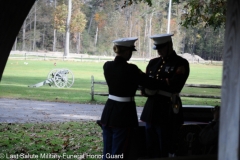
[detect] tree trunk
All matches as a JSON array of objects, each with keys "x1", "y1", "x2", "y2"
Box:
[
  {"x1": 76, "y1": 32, "x2": 81, "y2": 54},
  {"x1": 53, "y1": 0, "x2": 57, "y2": 52},
  {"x1": 62, "y1": 33, "x2": 64, "y2": 48},
  {"x1": 190, "y1": 29, "x2": 196, "y2": 62},
  {"x1": 87, "y1": 13, "x2": 94, "y2": 34},
  {"x1": 94, "y1": 26, "x2": 98, "y2": 46},
  {"x1": 148, "y1": 12, "x2": 153, "y2": 58},
  {"x1": 54, "y1": 0, "x2": 57, "y2": 8},
  {"x1": 53, "y1": 29, "x2": 56, "y2": 51},
  {"x1": 87, "y1": 1, "x2": 99, "y2": 34},
  {"x1": 29, "y1": 14, "x2": 32, "y2": 51},
  {"x1": 33, "y1": 1, "x2": 37, "y2": 51},
  {"x1": 129, "y1": 7, "x2": 132, "y2": 37},
  {"x1": 138, "y1": 24, "x2": 141, "y2": 57},
  {"x1": 14, "y1": 38, "x2": 17, "y2": 51},
  {"x1": 143, "y1": 14, "x2": 148, "y2": 58},
  {"x1": 42, "y1": 32, "x2": 45, "y2": 50},
  {"x1": 219, "y1": 0, "x2": 240, "y2": 159},
  {"x1": 22, "y1": 19, "x2": 26, "y2": 51},
  {"x1": 167, "y1": 0, "x2": 172, "y2": 33},
  {"x1": 64, "y1": 0, "x2": 72, "y2": 57}
]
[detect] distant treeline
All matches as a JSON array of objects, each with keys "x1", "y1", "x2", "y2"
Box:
[{"x1": 13, "y1": 0, "x2": 224, "y2": 61}]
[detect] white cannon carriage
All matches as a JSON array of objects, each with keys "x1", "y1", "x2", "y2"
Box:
[{"x1": 28, "y1": 68, "x2": 74, "y2": 88}]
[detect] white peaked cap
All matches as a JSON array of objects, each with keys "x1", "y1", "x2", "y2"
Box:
[
  {"x1": 113, "y1": 37, "x2": 138, "y2": 47},
  {"x1": 150, "y1": 33, "x2": 173, "y2": 45}
]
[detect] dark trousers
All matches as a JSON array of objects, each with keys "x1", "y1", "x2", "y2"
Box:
[
  {"x1": 102, "y1": 126, "x2": 132, "y2": 160},
  {"x1": 145, "y1": 123, "x2": 169, "y2": 158}
]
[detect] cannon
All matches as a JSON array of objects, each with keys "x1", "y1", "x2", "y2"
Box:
[{"x1": 28, "y1": 69, "x2": 74, "y2": 88}]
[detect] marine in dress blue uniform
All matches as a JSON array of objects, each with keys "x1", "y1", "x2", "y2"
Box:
[
  {"x1": 100, "y1": 37, "x2": 167, "y2": 160},
  {"x1": 140, "y1": 34, "x2": 190, "y2": 158}
]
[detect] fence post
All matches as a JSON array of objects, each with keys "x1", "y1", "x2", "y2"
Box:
[
  {"x1": 91, "y1": 75, "x2": 94, "y2": 101},
  {"x1": 25, "y1": 53, "x2": 27, "y2": 60}
]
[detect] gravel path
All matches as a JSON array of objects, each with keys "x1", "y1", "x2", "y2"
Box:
[{"x1": 0, "y1": 98, "x2": 143, "y2": 123}]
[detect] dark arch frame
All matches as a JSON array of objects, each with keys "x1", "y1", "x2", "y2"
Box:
[{"x1": 0, "y1": 0, "x2": 35, "y2": 80}]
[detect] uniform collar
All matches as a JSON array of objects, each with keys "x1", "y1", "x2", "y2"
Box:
[
  {"x1": 114, "y1": 56, "x2": 127, "y2": 63},
  {"x1": 161, "y1": 50, "x2": 177, "y2": 61}
]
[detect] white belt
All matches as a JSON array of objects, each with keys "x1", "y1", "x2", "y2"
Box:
[{"x1": 108, "y1": 95, "x2": 134, "y2": 102}]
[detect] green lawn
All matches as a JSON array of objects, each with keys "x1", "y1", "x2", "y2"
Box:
[
  {"x1": 0, "y1": 59, "x2": 222, "y2": 106},
  {"x1": 0, "y1": 59, "x2": 223, "y2": 159}
]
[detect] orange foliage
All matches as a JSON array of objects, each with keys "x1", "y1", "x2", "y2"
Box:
[{"x1": 94, "y1": 13, "x2": 106, "y2": 29}]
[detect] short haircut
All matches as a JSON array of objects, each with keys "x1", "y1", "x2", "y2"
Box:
[{"x1": 113, "y1": 45, "x2": 131, "y2": 54}]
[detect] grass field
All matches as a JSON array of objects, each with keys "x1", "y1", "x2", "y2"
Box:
[
  {"x1": 0, "y1": 121, "x2": 102, "y2": 160},
  {"x1": 0, "y1": 59, "x2": 222, "y2": 159},
  {"x1": 0, "y1": 59, "x2": 222, "y2": 106}
]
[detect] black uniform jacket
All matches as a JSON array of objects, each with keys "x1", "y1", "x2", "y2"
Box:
[
  {"x1": 100, "y1": 56, "x2": 166, "y2": 127},
  {"x1": 140, "y1": 51, "x2": 190, "y2": 126}
]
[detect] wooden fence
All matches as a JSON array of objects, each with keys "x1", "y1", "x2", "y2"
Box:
[
  {"x1": 9, "y1": 51, "x2": 149, "y2": 63},
  {"x1": 90, "y1": 75, "x2": 221, "y2": 101},
  {"x1": 9, "y1": 51, "x2": 223, "y2": 65}
]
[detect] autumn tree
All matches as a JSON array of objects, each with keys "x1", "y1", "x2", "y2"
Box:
[
  {"x1": 53, "y1": 0, "x2": 87, "y2": 56},
  {"x1": 71, "y1": 0, "x2": 87, "y2": 54},
  {"x1": 180, "y1": 0, "x2": 227, "y2": 29},
  {"x1": 53, "y1": 3, "x2": 68, "y2": 33},
  {"x1": 94, "y1": 12, "x2": 106, "y2": 46},
  {"x1": 120, "y1": 0, "x2": 227, "y2": 29},
  {"x1": 64, "y1": 0, "x2": 72, "y2": 57},
  {"x1": 53, "y1": 3, "x2": 67, "y2": 52},
  {"x1": 14, "y1": 0, "x2": 225, "y2": 60}
]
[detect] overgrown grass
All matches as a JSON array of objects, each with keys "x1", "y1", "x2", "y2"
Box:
[
  {"x1": 0, "y1": 121, "x2": 103, "y2": 160},
  {"x1": 0, "y1": 59, "x2": 222, "y2": 106}
]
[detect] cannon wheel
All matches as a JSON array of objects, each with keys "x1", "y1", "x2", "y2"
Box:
[
  {"x1": 53, "y1": 69, "x2": 74, "y2": 88},
  {"x1": 47, "y1": 69, "x2": 59, "y2": 87}
]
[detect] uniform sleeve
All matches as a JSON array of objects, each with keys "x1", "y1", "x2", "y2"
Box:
[
  {"x1": 103, "y1": 62, "x2": 108, "y2": 83},
  {"x1": 167, "y1": 59, "x2": 190, "y2": 93},
  {"x1": 132, "y1": 64, "x2": 168, "y2": 90}
]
